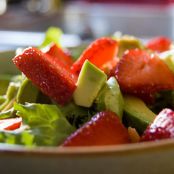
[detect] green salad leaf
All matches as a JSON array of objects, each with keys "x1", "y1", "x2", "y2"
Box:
[
  {"x1": 40, "y1": 27, "x2": 63, "y2": 48},
  {"x1": 59, "y1": 102, "x2": 92, "y2": 129},
  {"x1": 0, "y1": 75, "x2": 23, "y2": 112},
  {"x1": 14, "y1": 103, "x2": 75, "y2": 146},
  {"x1": 0, "y1": 108, "x2": 16, "y2": 119},
  {"x1": 0, "y1": 82, "x2": 20, "y2": 111},
  {"x1": 0, "y1": 131, "x2": 34, "y2": 146}
]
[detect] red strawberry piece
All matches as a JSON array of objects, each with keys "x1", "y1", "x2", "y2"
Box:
[
  {"x1": 62, "y1": 111, "x2": 130, "y2": 146},
  {"x1": 100, "y1": 57, "x2": 119, "y2": 77},
  {"x1": 146, "y1": 36, "x2": 172, "y2": 53},
  {"x1": 106, "y1": 57, "x2": 120, "y2": 77},
  {"x1": 115, "y1": 49, "x2": 174, "y2": 103},
  {"x1": 71, "y1": 37, "x2": 118, "y2": 74},
  {"x1": 45, "y1": 43, "x2": 73, "y2": 67},
  {"x1": 0, "y1": 117, "x2": 22, "y2": 131},
  {"x1": 141, "y1": 109, "x2": 174, "y2": 141},
  {"x1": 13, "y1": 47, "x2": 77, "y2": 105}
]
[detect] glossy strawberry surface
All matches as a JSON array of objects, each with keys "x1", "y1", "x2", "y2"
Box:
[
  {"x1": 71, "y1": 37, "x2": 118, "y2": 74},
  {"x1": 13, "y1": 47, "x2": 77, "y2": 105},
  {"x1": 115, "y1": 49, "x2": 174, "y2": 103},
  {"x1": 45, "y1": 43, "x2": 73, "y2": 67},
  {"x1": 142, "y1": 109, "x2": 174, "y2": 141},
  {"x1": 146, "y1": 36, "x2": 172, "y2": 53},
  {"x1": 63, "y1": 111, "x2": 130, "y2": 146}
]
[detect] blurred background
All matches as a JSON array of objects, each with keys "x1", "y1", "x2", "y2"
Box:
[{"x1": 0, "y1": 0, "x2": 174, "y2": 50}]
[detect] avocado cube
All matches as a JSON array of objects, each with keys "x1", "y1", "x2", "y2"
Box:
[
  {"x1": 73, "y1": 60, "x2": 107, "y2": 107},
  {"x1": 95, "y1": 77, "x2": 124, "y2": 119},
  {"x1": 123, "y1": 95, "x2": 156, "y2": 134}
]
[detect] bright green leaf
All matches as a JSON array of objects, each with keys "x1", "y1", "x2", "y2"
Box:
[{"x1": 14, "y1": 103, "x2": 75, "y2": 146}]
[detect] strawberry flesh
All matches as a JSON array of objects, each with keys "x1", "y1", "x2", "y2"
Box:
[
  {"x1": 62, "y1": 111, "x2": 130, "y2": 146},
  {"x1": 115, "y1": 49, "x2": 174, "y2": 103},
  {"x1": 71, "y1": 37, "x2": 118, "y2": 75},
  {"x1": 0, "y1": 117, "x2": 22, "y2": 131},
  {"x1": 45, "y1": 43, "x2": 73, "y2": 67},
  {"x1": 13, "y1": 47, "x2": 77, "y2": 105},
  {"x1": 141, "y1": 109, "x2": 174, "y2": 141}
]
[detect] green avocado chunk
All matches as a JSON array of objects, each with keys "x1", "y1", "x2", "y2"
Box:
[
  {"x1": 159, "y1": 50, "x2": 174, "y2": 73},
  {"x1": 73, "y1": 60, "x2": 107, "y2": 107},
  {"x1": 123, "y1": 95, "x2": 156, "y2": 134},
  {"x1": 17, "y1": 78, "x2": 39, "y2": 104},
  {"x1": 116, "y1": 35, "x2": 143, "y2": 58},
  {"x1": 95, "y1": 77, "x2": 124, "y2": 119}
]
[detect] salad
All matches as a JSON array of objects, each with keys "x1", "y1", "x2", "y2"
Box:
[{"x1": 0, "y1": 27, "x2": 174, "y2": 147}]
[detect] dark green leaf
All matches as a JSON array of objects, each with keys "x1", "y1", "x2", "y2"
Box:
[{"x1": 59, "y1": 102, "x2": 92, "y2": 129}]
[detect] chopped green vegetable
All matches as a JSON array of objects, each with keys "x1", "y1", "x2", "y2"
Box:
[
  {"x1": 73, "y1": 60, "x2": 107, "y2": 107},
  {"x1": 59, "y1": 102, "x2": 92, "y2": 129},
  {"x1": 14, "y1": 103, "x2": 75, "y2": 146},
  {"x1": 159, "y1": 50, "x2": 174, "y2": 73},
  {"x1": 40, "y1": 27, "x2": 63, "y2": 48},
  {"x1": 0, "y1": 108, "x2": 15, "y2": 119},
  {"x1": 0, "y1": 82, "x2": 20, "y2": 111},
  {"x1": 0, "y1": 131, "x2": 34, "y2": 146},
  {"x1": 113, "y1": 33, "x2": 143, "y2": 58},
  {"x1": 95, "y1": 77, "x2": 124, "y2": 119},
  {"x1": 123, "y1": 95, "x2": 156, "y2": 134}
]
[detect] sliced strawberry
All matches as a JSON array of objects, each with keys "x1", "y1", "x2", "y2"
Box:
[
  {"x1": 71, "y1": 37, "x2": 118, "y2": 74},
  {"x1": 101, "y1": 57, "x2": 119, "y2": 77},
  {"x1": 13, "y1": 47, "x2": 77, "y2": 105},
  {"x1": 115, "y1": 49, "x2": 174, "y2": 103},
  {"x1": 146, "y1": 36, "x2": 172, "y2": 53},
  {"x1": 141, "y1": 109, "x2": 174, "y2": 141},
  {"x1": 0, "y1": 117, "x2": 22, "y2": 131},
  {"x1": 108, "y1": 57, "x2": 120, "y2": 77},
  {"x1": 62, "y1": 111, "x2": 130, "y2": 146},
  {"x1": 45, "y1": 43, "x2": 73, "y2": 67}
]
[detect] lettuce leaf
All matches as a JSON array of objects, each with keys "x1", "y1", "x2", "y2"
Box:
[
  {"x1": 0, "y1": 75, "x2": 23, "y2": 112},
  {"x1": 59, "y1": 102, "x2": 92, "y2": 129},
  {"x1": 40, "y1": 27, "x2": 63, "y2": 48},
  {"x1": 0, "y1": 108, "x2": 16, "y2": 119},
  {"x1": 0, "y1": 131, "x2": 34, "y2": 146},
  {"x1": 14, "y1": 103, "x2": 75, "y2": 146}
]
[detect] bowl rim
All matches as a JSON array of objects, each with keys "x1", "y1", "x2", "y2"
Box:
[{"x1": 0, "y1": 138, "x2": 174, "y2": 158}]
